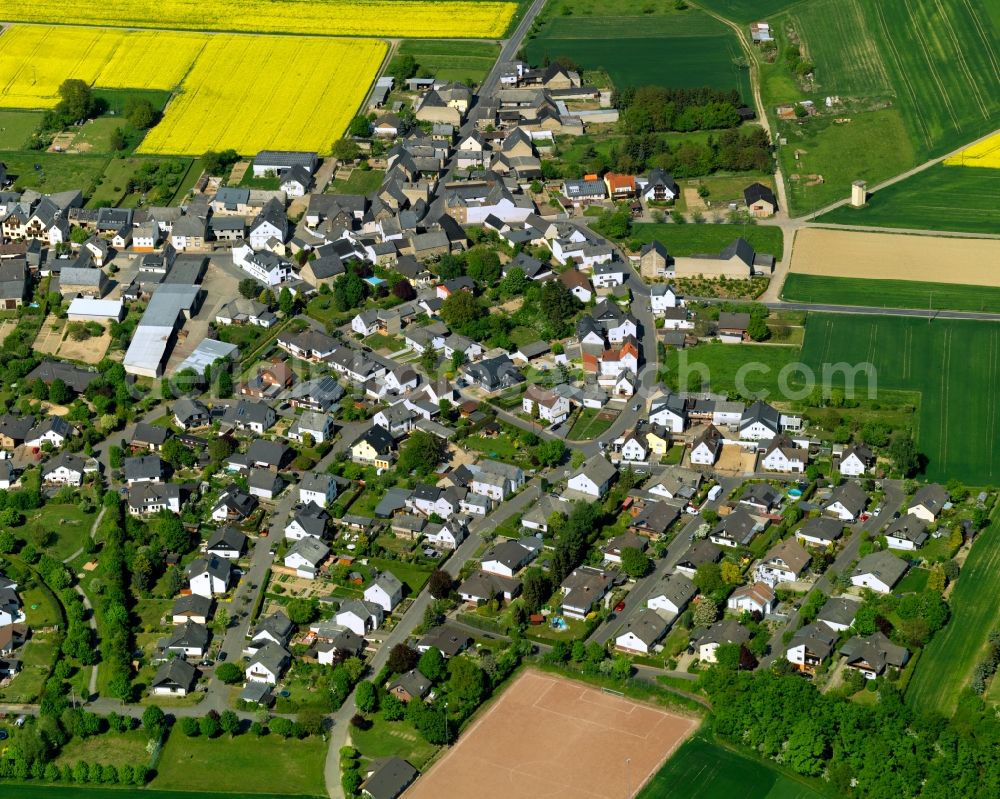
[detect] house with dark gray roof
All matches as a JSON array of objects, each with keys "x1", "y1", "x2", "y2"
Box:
[
  {"x1": 150, "y1": 658, "x2": 198, "y2": 696},
  {"x1": 615, "y1": 608, "x2": 670, "y2": 654},
  {"x1": 840, "y1": 632, "x2": 909, "y2": 679},
  {"x1": 360, "y1": 757, "x2": 418, "y2": 799}
]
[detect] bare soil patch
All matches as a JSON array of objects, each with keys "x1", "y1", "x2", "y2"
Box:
[
  {"x1": 59, "y1": 330, "x2": 111, "y2": 364},
  {"x1": 405, "y1": 669, "x2": 698, "y2": 799},
  {"x1": 32, "y1": 317, "x2": 64, "y2": 356},
  {"x1": 792, "y1": 228, "x2": 1000, "y2": 286}
]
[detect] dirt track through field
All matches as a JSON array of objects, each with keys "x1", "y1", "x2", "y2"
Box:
[
  {"x1": 404, "y1": 670, "x2": 698, "y2": 799},
  {"x1": 790, "y1": 228, "x2": 1000, "y2": 286}
]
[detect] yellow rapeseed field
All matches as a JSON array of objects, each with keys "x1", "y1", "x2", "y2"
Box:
[
  {"x1": 137, "y1": 35, "x2": 386, "y2": 156},
  {"x1": 0, "y1": 25, "x2": 207, "y2": 107},
  {"x1": 943, "y1": 132, "x2": 1000, "y2": 169},
  {"x1": 1, "y1": 0, "x2": 518, "y2": 38}
]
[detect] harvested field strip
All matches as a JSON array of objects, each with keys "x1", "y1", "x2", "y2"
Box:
[{"x1": 789, "y1": 229, "x2": 1000, "y2": 288}]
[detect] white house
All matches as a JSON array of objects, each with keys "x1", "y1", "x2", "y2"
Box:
[
  {"x1": 335, "y1": 599, "x2": 384, "y2": 636},
  {"x1": 565, "y1": 455, "x2": 618, "y2": 500},
  {"x1": 424, "y1": 520, "x2": 467, "y2": 550},
  {"x1": 884, "y1": 516, "x2": 929, "y2": 551},
  {"x1": 284, "y1": 537, "x2": 330, "y2": 579},
  {"x1": 697, "y1": 620, "x2": 750, "y2": 664},
  {"x1": 649, "y1": 393, "x2": 687, "y2": 434},
  {"x1": 42, "y1": 452, "x2": 86, "y2": 486},
  {"x1": 850, "y1": 551, "x2": 908, "y2": 594},
  {"x1": 840, "y1": 444, "x2": 874, "y2": 477},
  {"x1": 753, "y1": 538, "x2": 810, "y2": 587},
  {"x1": 690, "y1": 425, "x2": 723, "y2": 466},
  {"x1": 187, "y1": 556, "x2": 232, "y2": 598},
  {"x1": 646, "y1": 573, "x2": 697, "y2": 616},
  {"x1": 522, "y1": 385, "x2": 570, "y2": 425},
  {"x1": 299, "y1": 472, "x2": 338, "y2": 508},
  {"x1": 363, "y1": 572, "x2": 404, "y2": 613},
  {"x1": 591, "y1": 262, "x2": 626, "y2": 288},
  {"x1": 245, "y1": 642, "x2": 291, "y2": 685},
  {"x1": 727, "y1": 582, "x2": 776, "y2": 615},
  {"x1": 760, "y1": 435, "x2": 808, "y2": 473},
  {"x1": 615, "y1": 608, "x2": 669, "y2": 654},
  {"x1": 649, "y1": 284, "x2": 681, "y2": 313}
]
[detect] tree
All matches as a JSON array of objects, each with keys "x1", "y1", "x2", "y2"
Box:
[
  {"x1": 418, "y1": 647, "x2": 446, "y2": 682},
  {"x1": 692, "y1": 597, "x2": 718, "y2": 627},
  {"x1": 109, "y1": 127, "x2": 127, "y2": 152},
  {"x1": 427, "y1": 569, "x2": 453, "y2": 599},
  {"x1": 202, "y1": 149, "x2": 239, "y2": 176},
  {"x1": 216, "y1": 662, "x2": 242, "y2": 684},
  {"x1": 238, "y1": 278, "x2": 259, "y2": 299},
  {"x1": 720, "y1": 561, "x2": 742, "y2": 585},
  {"x1": 387, "y1": 644, "x2": 419, "y2": 675},
  {"x1": 381, "y1": 693, "x2": 404, "y2": 721},
  {"x1": 447, "y1": 656, "x2": 488, "y2": 716},
  {"x1": 747, "y1": 316, "x2": 770, "y2": 342},
  {"x1": 620, "y1": 547, "x2": 651, "y2": 578},
  {"x1": 219, "y1": 710, "x2": 240, "y2": 737},
  {"x1": 888, "y1": 433, "x2": 920, "y2": 477},
  {"x1": 180, "y1": 717, "x2": 200, "y2": 737},
  {"x1": 500, "y1": 267, "x2": 527, "y2": 297},
  {"x1": 534, "y1": 438, "x2": 566, "y2": 468},
  {"x1": 286, "y1": 597, "x2": 318, "y2": 625},
  {"x1": 331, "y1": 138, "x2": 361, "y2": 162},
  {"x1": 217, "y1": 368, "x2": 233, "y2": 399},
  {"x1": 355, "y1": 681, "x2": 377, "y2": 713},
  {"x1": 392, "y1": 279, "x2": 416, "y2": 301},
  {"x1": 199, "y1": 713, "x2": 221, "y2": 738},
  {"x1": 48, "y1": 378, "x2": 72, "y2": 405},
  {"x1": 278, "y1": 287, "x2": 295, "y2": 315},
  {"x1": 141, "y1": 705, "x2": 165, "y2": 738},
  {"x1": 57, "y1": 79, "x2": 97, "y2": 121},
  {"x1": 440, "y1": 290, "x2": 480, "y2": 330},
  {"x1": 347, "y1": 115, "x2": 372, "y2": 138},
  {"x1": 397, "y1": 430, "x2": 447, "y2": 476},
  {"x1": 390, "y1": 54, "x2": 418, "y2": 84},
  {"x1": 333, "y1": 270, "x2": 367, "y2": 312},
  {"x1": 125, "y1": 97, "x2": 157, "y2": 129},
  {"x1": 297, "y1": 709, "x2": 325, "y2": 737},
  {"x1": 465, "y1": 247, "x2": 501, "y2": 285},
  {"x1": 520, "y1": 568, "x2": 550, "y2": 615},
  {"x1": 270, "y1": 717, "x2": 294, "y2": 738},
  {"x1": 694, "y1": 562, "x2": 723, "y2": 594}
]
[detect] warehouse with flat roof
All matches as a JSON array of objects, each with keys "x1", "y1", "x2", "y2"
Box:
[{"x1": 123, "y1": 284, "x2": 202, "y2": 378}]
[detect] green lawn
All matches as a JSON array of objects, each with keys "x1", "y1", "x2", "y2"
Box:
[
  {"x1": 0, "y1": 110, "x2": 44, "y2": 150},
  {"x1": 567, "y1": 407, "x2": 614, "y2": 440},
  {"x1": 367, "y1": 557, "x2": 433, "y2": 595},
  {"x1": 0, "y1": 634, "x2": 56, "y2": 703},
  {"x1": 907, "y1": 512, "x2": 1000, "y2": 714},
  {"x1": 392, "y1": 40, "x2": 501, "y2": 85},
  {"x1": 661, "y1": 341, "x2": 801, "y2": 396},
  {"x1": 86, "y1": 156, "x2": 193, "y2": 209},
  {"x1": 781, "y1": 274, "x2": 1000, "y2": 314},
  {"x1": 799, "y1": 314, "x2": 1000, "y2": 484},
  {"x1": 23, "y1": 503, "x2": 97, "y2": 561},
  {"x1": 326, "y1": 168, "x2": 385, "y2": 196},
  {"x1": 152, "y1": 732, "x2": 326, "y2": 796},
  {"x1": 350, "y1": 719, "x2": 440, "y2": 770},
  {"x1": 55, "y1": 729, "x2": 151, "y2": 768},
  {"x1": 365, "y1": 332, "x2": 405, "y2": 352},
  {"x1": 463, "y1": 434, "x2": 532, "y2": 468},
  {"x1": 92, "y1": 88, "x2": 172, "y2": 116},
  {"x1": 895, "y1": 567, "x2": 930, "y2": 594},
  {"x1": 525, "y1": 5, "x2": 751, "y2": 99},
  {"x1": 777, "y1": 109, "x2": 916, "y2": 215},
  {"x1": 814, "y1": 164, "x2": 1000, "y2": 235},
  {"x1": 638, "y1": 732, "x2": 830, "y2": 799},
  {"x1": 1, "y1": 152, "x2": 110, "y2": 194},
  {"x1": 629, "y1": 223, "x2": 784, "y2": 260}
]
